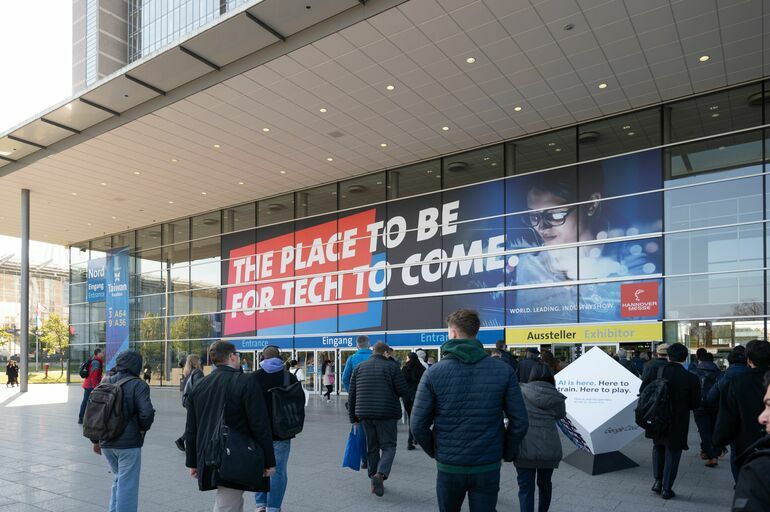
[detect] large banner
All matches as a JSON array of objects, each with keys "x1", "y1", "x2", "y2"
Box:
[
  {"x1": 222, "y1": 150, "x2": 663, "y2": 336},
  {"x1": 105, "y1": 247, "x2": 129, "y2": 370},
  {"x1": 86, "y1": 257, "x2": 106, "y2": 302}
]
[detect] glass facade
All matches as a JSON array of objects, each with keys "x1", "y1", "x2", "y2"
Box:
[{"x1": 69, "y1": 81, "x2": 770, "y2": 382}]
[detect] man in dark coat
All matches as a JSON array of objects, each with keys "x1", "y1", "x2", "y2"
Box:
[
  {"x1": 411, "y1": 309, "x2": 528, "y2": 512},
  {"x1": 691, "y1": 351, "x2": 723, "y2": 467},
  {"x1": 641, "y1": 343, "x2": 668, "y2": 381},
  {"x1": 185, "y1": 340, "x2": 276, "y2": 510},
  {"x1": 495, "y1": 339, "x2": 517, "y2": 371},
  {"x1": 517, "y1": 347, "x2": 540, "y2": 384},
  {"x1": 714, "y1": 339, "x2": 770, "y2": 471},
  {"x1": 732, "y1": 370, "x2": 770, "y2": 511},
  {"x1": 348, "y1": 341, "x2": 411, "y2": 497},
  {"x1": 89, "y1": 350, "x2": 155, "y2": 512},
  {"x1": 639, "y1": 342, "x2": 699, "y2": 500}
]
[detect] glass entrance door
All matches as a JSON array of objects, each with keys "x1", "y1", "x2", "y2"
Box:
[
  {"x1": 338, "y1": 349, "x2": 357, "y2": 394},
  {"x1": 296, "y1": 350, "x2": 316, "y2": 394}
]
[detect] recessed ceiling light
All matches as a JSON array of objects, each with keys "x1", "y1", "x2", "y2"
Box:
[
  {"x1": 319, "y1": 108, "x2": 327, "y2": 113},
  {"x1": 386, "y1": 84, "x2": 395, "y2": 91},
  {"x1": 65, "y1": 103, "x2": 73, "y2": 110},
  {"x1": 548, "y1": 142, "x2": 556, "y2": 146},
  {"x1": 622, "y1": 125, "x2": 631, "y2": 130},
  {"x1": 71, "y1": 192, "x2": 77, "y2": 196},
  {"x1": 628, "y1": 131, "x2": 635, "y2": 136},
  {"x1": 699, "y1": 55, "x2": 710, "y2": 62},
  {"x1": 376, "y1": 181, "x2": 382, "y2": 185},
  {"x1": 709, "y1": 105, "x2": 719, "y2": 110},
  {"x1": 442, "y1": 126, "x2": 449, "y2": 131},
  {"x1": 213, "y1": 144, "x2": 221, "y2": 149},
  {"x1": 238, "y1": 181, "x2": 244, "y2": 185},
  {"x1": 262, "y1": 127, "x2": 270, "y2": 132},
  {"x1": 598, "y1": 83, "x2": 608, "y2": 89},
  {"x1": 327, "y1": 157, "x2": 334, "y2": 161},
  {"x1": 491, "y1": 162, "x2": 497, "y2": 166},
  {"x1": 201, "y1": 192, "x2": 207, "y2": 195},
  {"x1": 711, "y1": 113, "x2": 720, "y2": 118},
  {"x1": 100, "y1": 182, "x2": 107, "y2": 186},
  {"x1": 0, "y1": 151, "x2": 11, "y2": 156},
  {"x1": 465, "y1": 57, "x2": 476, "y2": 64},
  {"x1": 555, "y1": 148, "x2": 562, "y2": 152},
  {"x1": 133, "y1": 171, "x2": 140, "y2": 175},
  {"x1": 111, "y1": 216, "x2": 116, "y2": 220},
  {"x1": 280, "y1": 170, "x2": 286, "y2": 174},
  {"x1": 171, "y1": 158, "x2": 178, "y2": 163},
  {"x1": 483, "y1": 157, "x2": 490, "y2": 161},
  {"x1": 514, "y1": 106, "x2": 522, "y2": 112},
  {"x1": 380, "y1": 143, "x2": 388, "y2": 147},
  {"x1": 87, "y1": 223, "x2": 92, "y2": 226},
  {"x1": 168, "y1": 201, "x2": 174, "y2": 204}
]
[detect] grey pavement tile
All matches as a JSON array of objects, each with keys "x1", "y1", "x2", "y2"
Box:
[{"x1": 0, "y1": 504, "x2": 48, "y2": 512}]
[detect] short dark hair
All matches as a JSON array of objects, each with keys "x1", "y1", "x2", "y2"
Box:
[
  {"x1": 208, "y1": 340, "x2": 236, "y2": 365},
  {"x1": 764, "y1": 369, "x2": 770, "y2": 390},
  {"x1": 356, "y1": 335, "x2": 370, "y2": 348},
  {"x1": 746, "y1": 339, "x2": 770, "y2": 368},
  {"x1": 667, "y1": 343, "x2": 688, "y2": 363},
  {"x1": 696, "y1": 347, "x2": 708, "y2": 361},
  {"x1": 495, "y1": 340, "x2": 506, "y2": 350},
  {"x1": 262, "y1": 345, "x2": 280, "y2": 359},
  {"x1": 289, "y1": 359, "x2": 298, "y2": 367},
  {"x1": 529, "y1": 362, "x2": 555, "y2": 385},
  {"x1": 704, "y1": 352, "x2": 714, "y2": 362},
  {"x1": 728, "y1": 349, "x2": 747, "y2": 366},
  {"x1": 446, "y1": 309, "x2": 480, "y2": 338},
  {"x1": 373, "y1": 341, "x2": 390, "y2": 355},
  {"x1": 94, "y1": 348, "x2": 102, "y2": 356}
]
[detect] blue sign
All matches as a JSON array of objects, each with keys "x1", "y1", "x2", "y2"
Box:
[
  {"x1": 86, "y1": 257, "x2": 106, "y2": 302},
  {"x1": 228, "y1": 338, "x2": 293, "y2": 351},
  {"x1": 387, "y1": 329, "x2": 504, "y2": 348},
  {"x1": 105, "y1": 247, "x2": 130, "y2": 370},
  {"x1": 294, "y1": 334, "x2": 385, "y2": 350}
]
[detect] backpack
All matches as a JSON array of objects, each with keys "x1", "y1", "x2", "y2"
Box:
[
  {"x1": 79, "y1": 358, "x2": 92, "y2": 379},
  {"x1": 82, "y1": 376, "x2": 137, "y2": 442},
  {"x1": 635, "y1": 366, "x2": 672, "y2": 436},
  {"x1": 695, "y1": 368, "x2": 720, "y2": 409},
  {"x1": 269, "y1": 371, "x2": 306, "y2": 440}
]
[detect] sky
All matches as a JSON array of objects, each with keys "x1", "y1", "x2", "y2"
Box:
[
  {"x1": 0, "y1": 1, "x2": 72, "y2": 133},
  {"x1": 0, "y1": 1, "x2": 72, "y2": 267}
]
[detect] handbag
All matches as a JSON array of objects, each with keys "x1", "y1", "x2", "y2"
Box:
[
  {"x1": 342, "y1": 424, "x2": 367, "y2": 471},
  {"x1": 206, "y1": 373, "x2": 266, "y2": 489}
]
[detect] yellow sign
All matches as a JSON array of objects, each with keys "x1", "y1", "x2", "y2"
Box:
[{"x1": 506, "y1": 322, "x2": 662, "y2": 345}]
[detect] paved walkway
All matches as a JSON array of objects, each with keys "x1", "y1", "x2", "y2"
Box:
[{"x1": 0, "y1": 384, "x2": 734, "y2": 511}]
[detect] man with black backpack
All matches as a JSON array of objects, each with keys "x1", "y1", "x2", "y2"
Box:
[
  {"x1": 84, "y1": 350, "x2": 154, "y2": 512},
  {"x1": 78, "y1": 347, "x2": 104, "y2": 424},
  {"x1": 254, "y1": 345, "x2": 304, "y2": 512},
  {"x1": 691, "y1": 350, "x2": 722, "y2": 467},
  {"x1": 638, "y1": 342, "x2": 700, "y2": 500},
  {"x1": 185, "y1": 340, "x2": 276, "y2": 512}
]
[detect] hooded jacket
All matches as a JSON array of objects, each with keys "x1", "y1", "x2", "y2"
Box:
[
  {"x1": 342, "y1": 348, "x2": 372, "y2": 391},
  {"x1": 733, "y1": 434, "x2": 770, "y2": 511},
  {"x1": 99, "y1": 351, "x2": 155, "y2": 450},
  {"x1": 514, "y1": 381, "x2": 566, "y2": 469},
  {"x1": 348, "y1": 354, "x2": 411, "y2": 422},
  {"x1": 82, "y1": 354, "x2": 104, "y2": 390},
  {"x1": 691, "y1": 360, "x2": 722, "y2": 412},
  {"x1": 411, "y1": 339, "x2": 528, "y2": 474},
  {"x1": 256, "y1": 358, "x2": 299, "y2": 441}
]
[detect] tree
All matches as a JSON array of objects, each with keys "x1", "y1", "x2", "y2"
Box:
[
  {"x1": 39, "y1": 314, "x2": 70, "y2": 376},
  {"x1": 138, "y1": 313, "x2": 163, "y2": 363},
  {"x1": 0, "y1": 325, "x2": 13, "y2": 353},
  {"x1": 170, "y1": 313, "x2": 213, "y2": 355}
]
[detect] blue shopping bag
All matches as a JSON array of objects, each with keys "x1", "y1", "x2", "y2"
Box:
[{"x1": 342, "y1": 424, "x2": 367, "y2": 471}]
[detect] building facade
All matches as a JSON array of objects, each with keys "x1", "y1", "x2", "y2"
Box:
[{"x1": 68, "y1": 79, "x2": 770, "y2": 387}]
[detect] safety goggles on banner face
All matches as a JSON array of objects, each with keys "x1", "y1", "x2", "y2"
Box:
[{"x1": 522, "y1": 206, "x2": 577, "y2": 228}]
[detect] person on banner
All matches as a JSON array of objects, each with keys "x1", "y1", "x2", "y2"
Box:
[
  {"x1": 514, "y1": 362, "x2": 566, "y2": 512},
  {"x1": 78, "y1": 348, "x2": 104, "y2": 425},
  {"x1": 348, "y1": 341, "x2": 411, "y2": 497},
  {"x1": 639, "y1": 342, "x2": 700, "y2": 500},
  {"x1": 732, "y1": 370, "x2": 770, "y2": 511},
  {"x1": 184, "y1": 340, "x2": 276, "y2": 512},
  {"x1": 411, "y1": 309, "x2": 528, "y2": 512},
  {"x1": 714, "y1": 340, "x2": 770, "y2": 478},
  {"x1": 87, "y1": 350, "x2": 155, "y2": 512}
]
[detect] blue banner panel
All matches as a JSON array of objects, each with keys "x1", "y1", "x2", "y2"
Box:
[
  {"x1": 105, "y1": 248, "x2": 130, "y2": 370},
  {"x1": 294, "y1": 334, "x2": 386, "y2": 350},
  {"x1": 86, "y1": 257, "x2": 106, "y2": 302},
  {"x1": 228, "y1": 338, "x2": 293, "y2": 351},
  {"x1": 387, "y1": 329, "x2": 503, "y2": 348}
]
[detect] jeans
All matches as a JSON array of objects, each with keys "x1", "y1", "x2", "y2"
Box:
[
  {"x1": 694, "y1": 411, "x2": 718, "y2": 459},
  {"x1": 436, "y1": 469, "x2": 500, "y2": 512},
  {"x1": 215, "y1": 486, "x2": 245, "y2": 512},
  {"x1": 652, "y1": 444, "x2": 682, "y2": 490},
  {"x1": 361, "y1": 419, "x2": 398, "y2": 478},
  {"x1": 103, "y1": 447, "x2": 142, "y2": 512},
  {"x1": 255, "y1": 440, "x2": 291, "y2": 512},
  {"x1": 515, "y1": 467, "x2": 554, "y2": 512},
  {"x1": 78, "y1": 387, "x2": 92, "y2": 422}
]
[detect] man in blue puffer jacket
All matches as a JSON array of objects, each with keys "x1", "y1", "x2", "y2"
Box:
[{"x1": 411, "y1": 309, "x2": 528, "y2": 512}]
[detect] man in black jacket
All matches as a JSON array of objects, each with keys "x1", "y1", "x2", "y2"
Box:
[
  {"x1": 185, "y1": 341, "x2": 276, "y2": 511},
  {"x1": 412, "y1": 309, "x2": 528, "y2": 512},
  {"x1": 517, "y1": 347, "x2": 540, "y2": 383},
  {"x1": 90, "y1": 350, "x2": 155, "y2": 512},
  {"x1": 254, "y1": 345, "x2": 300, "y2": 512},
  {"x1": 348, "y1": 341, "x2": 411, "y2": 497},
  {"x1": 641, "y1": 343, "x2": 668, "y2": 381},
  {"x1": 691, "y1": 351, "x2": 722, "y2": 467},
  {"x1": 495, "y1": 339, "x2": 517, "y2": 371},
  {"x1": 732, "y1": 370, "x2": 770, "y2": 511},
  {"x1": 714, "y1": 339, "x2": 770, "y2": 466},
  {"x1": 639, "y1": 342, "x2": 700, "y2": 500}
]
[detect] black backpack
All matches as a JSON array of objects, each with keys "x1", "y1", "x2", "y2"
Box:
[
  {"x1": 79, "y1": 358, "x2": 92, "y2": 379},
  {"x1": 635, "y1": 366, "x2": 672, "y2": 436},
  {"x1": 82, "y1": 376, "x2": 137, "y2": 442},
  {"x1": 694, "y1": 368, "x2": 720, "y2": 409},
  {"x1": 269, "y1": 371, "x2": 305, "y2": 440}
]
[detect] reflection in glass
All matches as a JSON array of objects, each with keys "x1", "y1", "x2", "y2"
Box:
[
  {"x1": 666, "y1": 131, "x2": 762, "y2": 179},
  {"x1": 665, "y1": 271, "x2": 764, "y2": 319},
  {"x1": 579, "y1": 108, "x2": 661, "y2": 161},
  {"x1": 387, "y1": 160, "x2": 441, "y2": 199},
  {"x1": 509, "y1": 127, "x2": 576, "y2": 175},
  {"x1": 340, "y1": 172, "x2": 385, "y2": 209},
  {"x1": 443, "y1": 145, "x2": 504, "y2": 188},
  {"x1": 665, "y1": 225, "x2": 763, "y2": 275}
]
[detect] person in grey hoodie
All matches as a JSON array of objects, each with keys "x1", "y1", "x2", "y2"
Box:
[{"x1": 514, "y1": 362, "x2": 566, "y2": 512}]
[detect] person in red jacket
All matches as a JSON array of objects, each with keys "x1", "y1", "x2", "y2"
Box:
[{"x1": 78, "y1": 348, "x2": 104, "y2": 424}]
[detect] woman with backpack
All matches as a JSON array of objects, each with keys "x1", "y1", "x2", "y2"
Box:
[
  {"x1": 175, "y1": 355, "x2": 203, "y2": 452},
  {"x1": 321, "y1": 359, "x2": 334, "y2": 402},
  {"x1": 514, "y1": 362, "x2": 567, "y2": 512},
  {"x1": 402, "y1": 352, "x2": 425, "y2": 450}
]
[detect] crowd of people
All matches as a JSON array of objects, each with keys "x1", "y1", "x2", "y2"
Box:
[
  {"x1": 4, "y1": 359, "x2": 19, "y2": 387},
  {"x1": 74, "y1": 309, "x2": 770, "y2": 512}
]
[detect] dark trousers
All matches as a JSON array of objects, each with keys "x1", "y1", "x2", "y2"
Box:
[
  {"x1": 361, "y1": 419, "x2": 397, "y2": 478},
  {"x1": 694, "y1": 411, "x2": 719, "y2": 459},
  {"x1": 403, "y1": 399, "x2": 415, "y2": 446},
  {"x1": 730, "y1": 442, "x2": 739, "y2": 482},
  {"x1": 323, "y1": 385, "x2": 333, "y2": 399},
  {"x1": 652, "y1": 444, "x2": 682, "y2": 490},
  {"x1": 436, "y1": 469, "x2": 500, "y2": 512},
  {"x1": 78, "y1": 387, "x2": 92, "y2": 422},
  {"x1": 515, "y1": 467, "x2": 554, "y2": 512}
]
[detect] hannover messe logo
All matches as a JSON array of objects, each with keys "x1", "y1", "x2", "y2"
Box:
[{"x1": 620, "y1": 282, "x2": 659, "y2": 318}]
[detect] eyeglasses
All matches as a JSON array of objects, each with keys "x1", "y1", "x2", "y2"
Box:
[{"x1": 523, "y1": 206, "x2": 577, "y2": 228}]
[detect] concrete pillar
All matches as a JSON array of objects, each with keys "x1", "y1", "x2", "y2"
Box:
[{"x1": 20, "y1": 189, "x2": 30, "y2": 392}]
